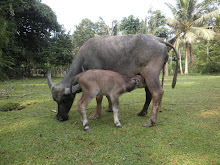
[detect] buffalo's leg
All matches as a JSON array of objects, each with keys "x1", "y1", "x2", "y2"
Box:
[
  {"x1": 77, "y1": 94, "x2": 93, "y2": 131},
  {"x1": 137, "y1": 87, "x2": 152, "y2": 116},
  {"x1": 141, "y1": 67, "x2": 164, "y2": 127},
  {"x1": 110, "y1": 95, "x2": 122, "y2": 128},
  {"x1": 106, "y1": 96, "x2": 113, "y2": 112},
  {"x1": 88, "y1": 95, "x2": 103, "y2": 120}
]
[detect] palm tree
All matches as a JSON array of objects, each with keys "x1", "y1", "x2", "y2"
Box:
[{"x1": 166, "y1": 0, "x2": 219, "y2": 74}]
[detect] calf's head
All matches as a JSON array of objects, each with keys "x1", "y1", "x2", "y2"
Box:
[
  {"x1": 48, "y1": 69, "x2": 74, "y2": 121},
  {"x1": 131, "y1": 75, "x2": 146, "y2": 88},
  {"x1": 126, "y1": 75, "x2": 146, "y2": 92}
]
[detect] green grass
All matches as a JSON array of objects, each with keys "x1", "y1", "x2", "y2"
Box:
[{"x1": 0, "y1": 75, "x2": 219, "y2": 164}]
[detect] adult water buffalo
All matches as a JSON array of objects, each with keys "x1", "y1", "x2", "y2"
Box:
[{"x1": 48, "y1": 34, "x2": 178, "y2": 127}]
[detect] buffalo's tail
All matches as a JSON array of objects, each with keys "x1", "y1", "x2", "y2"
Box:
[{"x1": 159, "y1": 40, "x2": 178, "y2": 88}]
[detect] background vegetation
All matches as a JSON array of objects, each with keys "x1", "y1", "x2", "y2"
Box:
[
  {"x1": 0, "y1": 75, "x2": 219, "y2": 164},
  {"x1": 0, "y1": 0, "x2": 219, "y2": 80}
]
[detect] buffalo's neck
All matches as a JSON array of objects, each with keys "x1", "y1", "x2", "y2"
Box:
[{"x1": 62, "y1": 57, "x2": 82, "y2": 86}]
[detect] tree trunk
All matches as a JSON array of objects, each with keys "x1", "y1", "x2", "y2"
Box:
[
  {"x1": 185, "y1": 43, "x2": 189, "y2": 74},
  {"x1": 60, "y1": 65, "x2": 63, "y2": 76},
  {"x1": 189, "y1": 44, "x2": 194, "y2": 68},
  {"x1": 178, "y1": 45, "x2": 183, "y2": 75},
  {"x1": 207, "y1": 41, "x2": 209, "y2": 60}
]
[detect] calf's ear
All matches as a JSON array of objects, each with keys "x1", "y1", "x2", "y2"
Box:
[
  {"x1": 131, "y1": 78, "x2": 139, "y2": 86},
  {"x1": 64, "y1": 88, "x2": 71, "y2": 95}
]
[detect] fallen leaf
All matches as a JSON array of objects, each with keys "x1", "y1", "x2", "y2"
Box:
[
  {"x1": 74, "y1": 121, "x2": 78, "y2": 125},
  {"x1": 88, "y1": 139, "x2": 95, "y2": 145}
]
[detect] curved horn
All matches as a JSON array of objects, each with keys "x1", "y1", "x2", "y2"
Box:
[{"x1": 47, "y1": 67, "x2": 54, "y2": 91}]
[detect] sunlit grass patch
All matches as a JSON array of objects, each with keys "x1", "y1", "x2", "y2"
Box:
[{"x1": 200, "y1": 109, "x2": 220, "y2": 118}]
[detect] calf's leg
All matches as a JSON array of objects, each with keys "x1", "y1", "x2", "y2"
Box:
[
  {"x1": 89, "y1": 95, "x2": 103, "y2": 120},
  {"x1": 110, "y1": 95, "x2": 122, "y2": 128},
  {"x1": 77, "y1": 94, "x2": 93, "y2": 131},
  {"x1": 106, "y1": 96, "x2": 113, "y2": 112}
]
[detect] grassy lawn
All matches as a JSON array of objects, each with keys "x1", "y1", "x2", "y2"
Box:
[{"x1": 0, "y1": 75, "x2": 219, "y2": 164}]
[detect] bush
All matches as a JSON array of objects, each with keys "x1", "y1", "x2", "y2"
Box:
[{"x1": 194, "y1": 60, "x2": 220, "y2": 74}]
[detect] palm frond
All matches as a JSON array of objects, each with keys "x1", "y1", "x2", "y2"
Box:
[
  {"x1": 188, "y1": 0, "x2": 197, "y2": 17},
  {"x1": 179, "y1": 0, "x2": 190, "y2": 10},
  {"x1": 191, "y1": 27, "x2": 216, "y2": 41},
  {"x1": 192, "y1": 9, "x2": 219, "y2": 26},
  {"x1": 166, "y1": 19, "x2": 181, "y2": 29},
  {"x1": 184, "y1": 31, "x2": 197, "y2": 43},
  {"x1": 165, "y1": 3, "x2": 178, "y2": 17}
]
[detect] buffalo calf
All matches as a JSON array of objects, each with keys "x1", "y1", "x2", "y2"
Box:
[{"x1": 71, "y1": 69, "x2": 145, "y2": 131}]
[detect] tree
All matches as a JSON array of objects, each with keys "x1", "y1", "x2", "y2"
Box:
[
  {"x1": 120, "y1": 15, "x2": 141, "y2": 34},
  {"x1": 109, "y1": 20, "x2": 119, "y2": 36},
  {"x1": 95, "y1": 17, "x2": 109, "y2": 36},
  {"x1": 72, "y1": 18, "x2": 96, "y2": 55},
  {"x1": 166, "y1": 0, "x2": 219, "y2": 74},
  {"x1": 1, "y1": 0, "x2": 61, "y2": 78},
  {"x1": 193, "y1": 15, "x2": 220, "y2": 73},
  {"x1": 48, "y1": 30, "x2": 73, "y2": 67},
  {"x1": 147, "y1": 10, "x2": 169, "y2": 39},
  {"x1": 0, "y1": 2, "x2": 15, "y2": 79}
]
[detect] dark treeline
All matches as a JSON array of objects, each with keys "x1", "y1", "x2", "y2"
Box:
[{"x1": 0, "y1": 0, "x2": 219, "y2": 79}]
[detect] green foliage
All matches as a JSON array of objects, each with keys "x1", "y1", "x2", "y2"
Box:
[
  {"x1": 0, "y1": 75, "x2": 219, "y2": 164},
  {"x1": 72, "y1": 18, "x2": 96, "y2": 55},
  {"x1": 47, "y1": 30, "x2": 73, "y2": 66},
  {"x1": 0, "y1": 0, "x2": 61, "y2": 78},
  {"x1": 72, "y1": 18, "x2": 109, "y2": 55},
  {"x1": 193, "y1": 39, "x2": 220, "y2": 74},
  {"x1": 0, "y1": 0, "x2": 219, "y2": 78},
  {"x1": 147, "y1": 10, "x2": 169, "y2": 38},
  {"x1": 166, "y1": 0, "x2": 219, "y2": 74},
  {"x1": 194, "y1": 60, "x2": 220, "y2": 74},
  {"x1": 120, "y1": 15, "x2": 141, "y2": 34},
  {"x1": 95, "y1": 17, "x2": 109, "y2": 36}
]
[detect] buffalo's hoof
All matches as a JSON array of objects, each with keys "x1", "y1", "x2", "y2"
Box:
[
  {"x1": 84, "y1": 127, "x2": 91, "y2": 132},
  {"x1": 84, "y1": 128, "x2": 91, "y2": 132},
  {"x1": 137, "y1": 112, "x2": 147, "y2": 116},
  {"x1": 106, "y1": 109, "x2": 113, "y2": 112},
  {"x1": 142, "y1": 121, "x2": 155, "y2": 128},
  {"x1": 116, "y1": 125, "x2": 123, "y2": 128},
  {"x1": 142, "y1": 123, "x2": 151, "y2": 127}
]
